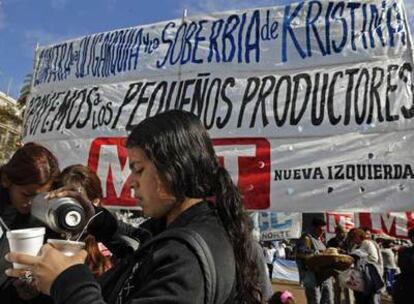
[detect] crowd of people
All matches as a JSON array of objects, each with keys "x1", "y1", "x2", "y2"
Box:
[
  {"x1": 0, "y1": 109, "x2": 413, "y2": 304},
  {"x1": 293, "y1": 218, "x2": 413, "y2": 304},
  {"x1": 257, "y1": 217, "x2": 414, "y2": 304}
]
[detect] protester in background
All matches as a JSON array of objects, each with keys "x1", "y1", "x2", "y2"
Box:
[
  {"x1": 296, "y1": 217, "x2": 334, "y2": 304},
  {"x1": 0, "y1": 143, "x2": 60, "y2": 302},
  {"x1": 284, "y1": 240, "x2": 295, "y2": 260},
  {"x1": 274, "y1": 240, "x2": 286, "y2": 260},
  {"x1": 327, "y1": 225, "x2": 347, "y2": 252},
  {"x1": 268, "y1": 290, "x2": 296, "y2": 304},
  {"x1": 252, "y1": 239, "x2": 273, "y2": 300},
  {"x1": 263, "y1": 241, "x2": 276, "y2": 280},
  {"x1": 361, "y1": 227, "x2": 372, "y2": 240},
  {"x1": 326, "y1": 224, "x2": 348, "y2": 304},
  {"x1": 347, "y1": 228, "x2": 384, "y2": 304},
  {"x1": 6, "y1": 110, "x2": 263, "y2": 303},
  {"x1": 55, "y1": 165, "x2": 113, "y2": 277},
  {"x1": 251, "y1": 230, "x2": 273, "y2": 301},
  {"x1": 380, "y1": 239, "x2": 399, "y2": 295},
  {"x1": 393, "y1": 227, "x2": 414, "y2": 304}
]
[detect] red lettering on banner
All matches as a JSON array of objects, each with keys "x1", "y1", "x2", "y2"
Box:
[
  {"x1": 88, "y1": 137, "x2": 271, "y2": 209},
  {"x1": 358, "y1": 212, "x2": 414, "y2": 239},
  {"x1": 325, "y1": 212, "x2": 354, "y2": 233},
  {"x1": 88, "y1": 137, "x2": 135, "y2": 206}
]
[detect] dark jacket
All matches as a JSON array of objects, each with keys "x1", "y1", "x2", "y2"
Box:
[
  {"x1": 0, "y1": 186, "x2": 30, "y2": 286},
  {"x1": 327, "y1": 236, "x2": 346, "y2": 251},
  {"x1": 0, "y1": 186, "x2": 45, "y2": 288},
  {"x1": 393, "y1": 246, "x2": 414, "y2": 304},
  {"x1": 51, "y1": 201, "x2": 237, "y2": 304}
]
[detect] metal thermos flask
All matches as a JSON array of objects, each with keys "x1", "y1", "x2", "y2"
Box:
[{"x1": 30, "y1": 193, "x2": 86, "y2": 234}]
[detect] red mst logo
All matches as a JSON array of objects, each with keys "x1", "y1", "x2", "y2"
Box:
[
  {"x1": 88, "y1": 137, "x2": 271, "y2": 209},
  {"x1": 213, "y1": 138, "x2": 270, "y2": 209},
  {"x1": 88, "y1": 137, "x2": 134, "y2": 207}
]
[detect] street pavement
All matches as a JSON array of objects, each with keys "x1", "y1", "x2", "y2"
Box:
[{"x1": 272, "y1": 279, "x2": 393, "y2": 304}]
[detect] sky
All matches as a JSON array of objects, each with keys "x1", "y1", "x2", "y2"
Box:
[{"x1": 0, "y1": 0, "x2": 413, "y2": 99}]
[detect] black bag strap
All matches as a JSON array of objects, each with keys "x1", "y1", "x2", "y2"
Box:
[{"x1": 137, "y1": 228, "x2": 218, "y2": 304}]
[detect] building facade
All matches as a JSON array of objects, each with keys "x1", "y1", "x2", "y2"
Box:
[{"x1": 0, "y1": 92, "x2": 22, "y2": 163}]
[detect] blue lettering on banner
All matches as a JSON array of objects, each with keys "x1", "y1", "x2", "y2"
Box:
[
  {"x1": 33, "y1": 1, "x2": 409, "y2": 86},
  {"x1": 281, "y1": 0, "x2": 407, "y2": 61},
  {"x1": 282, "y1": 2, "x2": 307, "y2": 62},
  {"x1": 259, "y1": 212, "x2": 293, "y2": 231},
  {"x1": 331, "y1": 2, "x2": 347, "y2": 53}
]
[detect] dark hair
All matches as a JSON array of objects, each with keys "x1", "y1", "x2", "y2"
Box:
[
  {"x1": 311, "y1": 217, "x2": 326, "y2": 228},
  {"x1": 57, "y1": 164, "x2": 103, "y2": 202},
  {"x1": 382, "y1": 239, "x2": 392, "y2": 248},
  {"x1": 126, "y1": 110, "x2": 262, "y2": 303},
  {"x1": 408, "y1": 227, "x2": 414, "y2": 241},
  {"x1": 335, "y1": 224, "x2": 345, "y2": 233},
  {"x1": 0, "y1": 142, "x2": 60, "y2": 186},
  {"x1": 361, "y1": 227, "x2": 371, "y2": 233},
  {"x1": 347, "y1": 228, "x2": 366, "y2": 241},
  {"x1": 84, "y1": 234, "x2": 112, "y2": 277}
]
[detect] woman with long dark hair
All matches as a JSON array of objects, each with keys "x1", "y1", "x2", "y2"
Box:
[{"x1": 6, "y1": 110, "x2": 263, "y2": 303}]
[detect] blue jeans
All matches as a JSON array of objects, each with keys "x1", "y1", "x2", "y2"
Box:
[
  {"x1": 304, "y1": 277, "x2": 334, "y2": 304},
  {"x1": 384, "y1": 268, "x2": 397, "y2": 294}
]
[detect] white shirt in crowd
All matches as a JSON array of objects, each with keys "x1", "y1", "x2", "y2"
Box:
[
  {"x1": 381, "y1": 248, "x2": 398, "y2": 270},
  {"x1": 263, "y1": 247, "x2": 276, "y2": 264},
  {"x1": 359, "y1": 239, "x2": 384, "y2": 274},
  {"x1": 275, "y1": 243, "x2": 286, "y2": 259}
]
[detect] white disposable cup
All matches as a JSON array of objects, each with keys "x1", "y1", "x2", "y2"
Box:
[
  {"x1": 6, "y1": 227, "x2": 45, "y2": 269},
  {"x1": 47, "y1": 239, "x2": 85, "y2": 256}
]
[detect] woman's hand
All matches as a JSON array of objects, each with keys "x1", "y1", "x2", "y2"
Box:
[
  {"x1": 46, "y1": 185, "x2": 95, "y2": 219},
  {"x1": 5, "y1": 244, "x2": 87, "y2": 295}
]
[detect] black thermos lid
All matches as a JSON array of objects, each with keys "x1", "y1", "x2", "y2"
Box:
[{"x1": 55, "y1": 204, "x2": 85, "y2": 231}]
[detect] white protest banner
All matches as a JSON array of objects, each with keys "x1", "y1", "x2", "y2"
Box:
[
  {"x1": 24, "y1": 0, "x2": 414, "y2": 211},
  {"x1": 255, "y1": 212, "x2": 302, "y2": 240}
]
